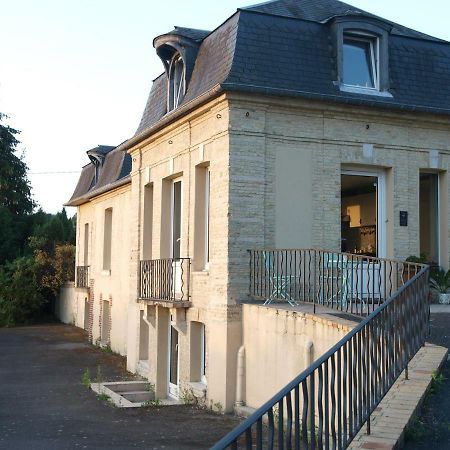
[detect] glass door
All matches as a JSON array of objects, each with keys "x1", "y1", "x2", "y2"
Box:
[
  {"x1": 168, "y1": 324, "x2": 179, "y2": 398},
  {"x1": 171, "y1": 180, "x2": 182, "y2": 297},
  {"x1": 341, "y1": 171, "x2": 385, "y2": 257},
  {"x1": 341, "y1": 169, "x2": 386, "y2": 301}
]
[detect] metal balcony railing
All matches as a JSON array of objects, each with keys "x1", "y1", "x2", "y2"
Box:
[
  {"x1": 139, "y1": 258, "x2": 191, "y2": 303},
  {"x1": 249, "y1": 249, "x2": 423, "y2": 316},
  {"x1": 75, "y1": 265, "x2": 89, "y2": 288},
  {"x1": 211, "y1": 250, "x2": 429, "y2": 450}
]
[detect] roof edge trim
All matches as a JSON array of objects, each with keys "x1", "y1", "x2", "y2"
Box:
[
  {"x1": 221, "y1": 82, "x2": 450, "y2": 116},
  {"x1": 65, "y1": 175, "x2": 131, "y2": 207},
  {"x1": 117, "y1": 84, "x2": 224, "y2": 154}
]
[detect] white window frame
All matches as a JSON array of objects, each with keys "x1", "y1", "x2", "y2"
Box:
[
  {"x1": 170, "y1": 178, "x2": 183, "y2": 260},
  {"x1": 168, "y1": 54, "x2": 186, "y2": 111},
  {"x1": 341, "y1": 169, "x2": 386, "y2": 258},
  {"x1": 342, "y1": 32, "x2": 380, "y2": 91},
  {"x1": 200, "y1": 323, "x2": 207, "y2": 385},
  {"x1": 204, "y1": 167, "x2": 210, "y2": 271},
  {"x1": 168, "y1": 321, "x2": 180, "y2": 399}
]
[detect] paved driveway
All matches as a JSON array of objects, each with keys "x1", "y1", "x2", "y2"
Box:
[{"x1": 0, "y1": 324, "x2": 240, "y2": 450}]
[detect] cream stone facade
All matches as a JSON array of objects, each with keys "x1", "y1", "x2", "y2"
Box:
[{"x1": 60, "y1": 0, "x2": 450, "y2": 416}]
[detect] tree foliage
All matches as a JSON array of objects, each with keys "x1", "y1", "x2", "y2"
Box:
[
  {"x1": 0, "y1": 113, "x2": 76, "y2": 326},
  {"x1": 0, "y1": 113, "x2": 34, "y2": 215}
]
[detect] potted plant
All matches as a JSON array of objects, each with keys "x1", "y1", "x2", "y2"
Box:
[{"x1": 430, "y1": 269, "x2": 450, "y2": 304}]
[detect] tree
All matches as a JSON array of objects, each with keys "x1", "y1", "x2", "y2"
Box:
[
  {"x1": 0, "y1": 113, "x2": 34, "y2": 215},
  {"x1": 0, "y1": 113, "x2": 35, "y2": 265}
]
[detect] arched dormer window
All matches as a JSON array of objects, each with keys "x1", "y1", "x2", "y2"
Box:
[
  {"x1": 168, "y1": 54, "x2": 186, "y2": 111},
  {"x1": 154, "y1": 27, "x2": 209, "y2": 114}
]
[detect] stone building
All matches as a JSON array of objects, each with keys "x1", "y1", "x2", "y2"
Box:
[{"x1": 62, "y1": 0, "x2": 450, "y2": 413}]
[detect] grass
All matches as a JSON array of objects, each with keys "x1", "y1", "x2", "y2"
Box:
[
  {"x1": 405, "y1": 369, "x2": 449, "y2": 443},
  {"x1": 81, "y1": 368, "x2": 91, "y2": 388}
]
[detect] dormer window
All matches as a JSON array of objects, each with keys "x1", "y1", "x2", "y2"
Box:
[
  {"x1": 332, "y1": 18, "x2": 392, "y2": 98},
  {"x1": 343, "y1": 33, "x2": 378, "y2": 89},
  {"x1": 168, "y1": 54, "x2": 185, "y2": 111}
]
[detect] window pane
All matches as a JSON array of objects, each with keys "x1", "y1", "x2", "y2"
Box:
[
  {"x1": 172, "y1": 181, "x2": 182, "y2": 259},
  {"x1": 343, "y1": 39, "x2": 375, "y2": 88}
]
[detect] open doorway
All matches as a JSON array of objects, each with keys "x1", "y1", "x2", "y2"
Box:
[
  {"x1": 168, "y1": 322, "x2": 179, "y2": 399},
  {"x1": 138, "y1": 310, "x2": 149, "y2": 376},
  {"x1": 420, "y1": 172, "x2": 440, "y2": 265},
  {"x1": 341, "y1": 170, "x2": 385, "y2": 257}
]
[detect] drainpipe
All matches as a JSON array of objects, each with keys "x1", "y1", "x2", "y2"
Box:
[
  {"x1": 235, "y1": 346, "x2": 246, "y2": 407},
  {"x1": 142, "y1": 310, "x2": 151, "y2": 328}
]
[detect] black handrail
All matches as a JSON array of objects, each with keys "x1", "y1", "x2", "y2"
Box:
[
  {"x1": 249, "y1": 249, "x2": 424, "y2": 316},
  {"x1": 212, "y1": 257, "x2": 429, "y2": 449},
  {"x1": 139, "y1": 258, "x2": 191, "y2": 302},
  {"x1": 76, "y1": 265, "x2": 89, "y2": 288}
]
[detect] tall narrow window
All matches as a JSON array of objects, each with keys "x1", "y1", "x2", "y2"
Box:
[
  {"x1": 194, "y1": 166, "x2": 210, "y2": 270},
  {"x1": 190, "y1": 321, "x2": 207, "y2": 384},
  {"x1": 171, "y1": 181, "x2": 182, "y2": 259},
  {"x1": 420, "y1": 173, "x2": 440, "y2": 264},
  {"x1": 103, "y1": 208, "x2": 113, "y2": 271},
  {"x1": 143, "y1": 184, "x2": 153, "y2": 260},
  {"x1": 83, "y1": 223, "x2": 89, "y2": 266},
  {"x1": 168, "y1": 54, "x2": 185, "y2": 111},
  {"x1": 343, "y1": 33, "x2": 378, "y2": 89},
  {"x1": 205, "y1": 169, "x2": 210, "y2": 267},
  {"x1": 200, "y1": 323, "x2": 206, "y2": 384}
]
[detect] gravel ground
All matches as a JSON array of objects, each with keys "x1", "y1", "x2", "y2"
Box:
[
  {"x1": 0, "y1": 324, "x2": 240, "y2": 450},
  {"x1": 404, "y1": 313, "x2": 450, "y2": 450}
]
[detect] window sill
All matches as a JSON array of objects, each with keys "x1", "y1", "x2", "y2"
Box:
[
  {"x1": 339, "y1": 84, "x2": 393, "y2": 98},
  {"x1": 192, "y1": 270, "x2": 209, "y2": 276},
  {"x1": 101, "y1": 270, "x2": 111, "y2": 277}
]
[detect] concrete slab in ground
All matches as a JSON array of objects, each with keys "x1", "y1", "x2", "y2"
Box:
[{"x1": 0, "y1": 324, "x2": 240, "y2": 450}]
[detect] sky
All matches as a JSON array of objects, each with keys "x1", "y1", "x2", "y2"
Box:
[{"x1": 1, "y1": 0, "x2": 449, "y2": 214}]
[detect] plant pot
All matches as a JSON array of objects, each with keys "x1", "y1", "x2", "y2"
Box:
[{"x1": 438, "y1": 293, "x2": 450, "y2": 305}]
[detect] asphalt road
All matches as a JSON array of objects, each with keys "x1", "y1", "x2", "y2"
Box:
[
  {"x1": 0, "y1": 324, "x2": 240, "y2": 450},
  {"x1": 404, "y1": 313, "x2": 450, "y2": 450}
]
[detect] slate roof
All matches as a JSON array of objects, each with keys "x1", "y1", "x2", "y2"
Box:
[
  {"x1": 241, "y1": 0, "x2": 444, "y2": 42},
  {"x1": 69, "y1": 0, "x2": 450, "y2": 204},
  {"x1": 132, "y1": 0, "x2": 450, "y2": 142},
  {"x1": 66, "y1": 146, "x2": 131, "y2": 206},
  {"x1": 156, "y1": 26, "x2": 210, "y2": 42}
]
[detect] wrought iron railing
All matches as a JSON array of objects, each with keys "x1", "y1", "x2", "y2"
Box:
[
  {"x1": 76, "y1": 265, "x2": 89, "y2": 288},
  {"x1": 249, "y1": 249, "x2": 423, "y2": 316},
  {"x1": 139, "y1": 258, "x2": 191, "y2": 302},
  {"x1": 212, "y1": 262, "x2": 429, "y2": 450}
]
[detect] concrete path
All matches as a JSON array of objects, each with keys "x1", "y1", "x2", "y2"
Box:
[{"x1": 0, "y1": 324, "x2": 240, "y2": 450}]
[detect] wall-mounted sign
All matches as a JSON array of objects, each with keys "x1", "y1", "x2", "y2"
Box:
[{"x1": 400, "y1": 211, "x2": 408, "y2": 227}]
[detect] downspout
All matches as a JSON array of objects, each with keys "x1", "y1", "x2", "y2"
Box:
[{"x1": 235, "y1": 346, "x2": 246, "y2": 407}]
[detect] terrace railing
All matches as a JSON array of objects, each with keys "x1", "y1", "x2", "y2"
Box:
[
  {"x1": 249, "y1": 249, "x2": 423, "y2": 316},
  {"x1": 212, "y1": 250, "x2": 429, "y2": 450},
  {"x1": 139, "y1": 258, "x2": 191, "y2": 303},
  {"x1": 76, "y1": 265, "x2": 89, "y2": 288}
]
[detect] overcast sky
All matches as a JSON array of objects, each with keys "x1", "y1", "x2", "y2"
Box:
[{"x1": 1, "y1": 0, "x2": 449, "y2": 214}]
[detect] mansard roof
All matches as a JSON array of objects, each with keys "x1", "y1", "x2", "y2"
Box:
[
  {"x1": 66, "y1": 145, "x2": 131, "y2": 206},
  {"x1": 241, "y1": 0, "x2": 444, "y2": 42},
  {"x1": 130, "y1": 0, "x2": 450, "y2": 146},
  {"x1": 69, "y1": 0, "x2": 450, "y2": 204}
]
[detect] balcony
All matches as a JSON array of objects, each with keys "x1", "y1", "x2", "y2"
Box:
[
  {"x1": 139, "y1": 258, "x2": 191, "y2": 306},
  {"x1": 76, "y1": 265, "x2": 89, "y2": 288},
  {"x1": 249, "y1": 249, "x2": 424, "y2": 316}
]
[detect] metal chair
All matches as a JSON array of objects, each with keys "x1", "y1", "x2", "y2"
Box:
[{"x1": 262, "y1": 251, "x2": 299, "y2": 307}]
